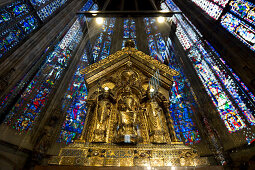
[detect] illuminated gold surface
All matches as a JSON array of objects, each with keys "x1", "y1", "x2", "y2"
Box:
[
  {"x1": 50, "y1": 45, "x2": 209, "y2": 167},
  {"x1": 79, "y1": 47, "x2": 179, "y2": 77},
  {"x1": 49, "y1": 142, "x2": 209, "y2": 166}
]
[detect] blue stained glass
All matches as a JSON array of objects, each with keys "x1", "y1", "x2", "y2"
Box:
[
  {"x1": 166, "y1": 38, "x2": 201, "y2": 145},
  {"x1": 0, "y1": 12, "x2": 11, "y2": 24},
  {"x1": 188, "y1": 46, "x2": 246, "y2": 132},
  {"x1": 230, "y1": 0, "x2": 255, "y2": 26},
  {"x1": 37, "y1": 0, "x2": 68, "y2": 21},
  {"x1": 189, "y1": 0, "x2": 223, "y2": 20},
  {"x1": 101, "y1": 18, "x2": 115, "y2": 59},
  {"x1": 30, "y1": 0, "x2": 51, "y2": 8},
  {"x1": 92, "y1": 18, "x2": 116, "y2": 61},
  {"x1": 92, "y1": 32, "x2": 103, "y2": 61},
  {"x1": 80, "y1": 0, "x2": 94, "y2": 11},
  {"x1": 0, "y1": 1, "x2": 30, "y2": 27},
  {"x1": 221, "y1": 12, "x2": 255, "y2": 52},
  {"x1": 59, "y1": 51, "x2": 89, "y2": 143},
  {"x1": 163, "y1": 1, "x2": 253, "y2": 132},
  {"x1": 5, "y1": 19, "x2": 83, "y2": 132},
  {"x1": 90, "y1": 3, "x2": 98, "y2": 11},
  {"x1": 165, "y1": 0, "x2": 180, "y2": 11},
  {"x1": 123, "y1": 19, "x2": 136, "y2": 39},
  {"x1": 123, "y1": 19, "x2": 130, "y2": 38},
  {"x1": 12, "y1": 4, "x2": 29, "y2": 16},
  {"x1": 19, "y1": 15, "x2": 38, "y2": 33},
  {"x1": 144, "y1": 18, "x2": 166, "y2": 62}
]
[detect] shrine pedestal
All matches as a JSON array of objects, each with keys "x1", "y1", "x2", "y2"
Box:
[{"x1": 48, "y1": 142, "x2": 210, "y2": 167}]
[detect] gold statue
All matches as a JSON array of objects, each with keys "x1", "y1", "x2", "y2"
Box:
[
  {"x1": 93, "y1": 90, "x2": 111, "y2": 143},
  {"x1": 146, "y1": 99, "x2": 167, "y2": 144},
  {"x1": 115, "y1": 86, "x2": 139, "y2": 144}
]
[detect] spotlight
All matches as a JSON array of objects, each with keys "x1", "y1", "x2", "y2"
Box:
[
  {"x1": 104, "y1": 86, "x2": 109, "y2": 91},
  {"x1": 157, "y1": 16, "x2": 165, "y2": 23},
  {"x1": 150, "y1": 88, "x2": 155, "y2": 93},
  {"x1": 96, "y1": 17, "x2": 103, "y2": 25},
  {"x1": 92, "y1": 13, "x2": 97, "y2": 16}
]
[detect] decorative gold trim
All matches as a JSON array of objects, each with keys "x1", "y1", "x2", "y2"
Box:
[{"x1": 80, "y1": 47, "x2": 179, "y2": 76}]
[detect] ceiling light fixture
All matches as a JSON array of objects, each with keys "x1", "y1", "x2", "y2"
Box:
[
  {"x1": 157, "y1": 16, "x2": 165, "y2": 23},
  {"x1": 96, "y1": 17, "x2": 103, "y2": 25}
]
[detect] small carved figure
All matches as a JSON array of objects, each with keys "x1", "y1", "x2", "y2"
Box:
[
  {"x1": 93, "y1": 91, "x2": 111, "y2": 143},
  {"x1": 146, "y1": 100, "x2": 167, "y2": 144}
]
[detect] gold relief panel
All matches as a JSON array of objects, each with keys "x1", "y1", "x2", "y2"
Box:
[
  {"x1": 74, "y1": 157, "x2": 88, "y2": 166},
  {"x1": 60, "y1": 148, "x2": 87, "y2": 156},
  {"x1": 164, "y1": 158, "x2": 181, "y2": 166},
  {"x1": 105, "y1": 158, "x2": 120, "y2": 166},
  {"x1": 88, "y1": 157, "x2": 104, "y2": 166},
  {"x1": 119, "y1": 158, "x2": 134, "y2": 166},
  {"x1": 152, "y1": 150, "x2": 164, "y2": 158},
  {"x1": 60, "y1": 156, "x2": 75, "y2": 165},
  {"x1": 134, "y1": 158, "x2": 150, "y2": 166},
  {"x1": 150, "y1": 158, "x2": 164, "y2": 167}
]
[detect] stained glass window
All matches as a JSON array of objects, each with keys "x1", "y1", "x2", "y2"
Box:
[
  {"x1": 36, "y1": 0, "x2": 68, "y2": 21},
  {"x1": 0, "y1": 1, "x2": 29, "y2": 26},
  {"x1": 202, "y1": 42, "x2": 255, "y2": 125},
  {"x1": 189, "y1": 0, "x2": 223, "y2": 20},
  {"x1": 230, "y1": 0, "x2": 255, "y2": 26},
  {"x1": 0, "y1": 1, "x2": 39, "y2": 58},
  {"x1": 30, "y1": 0, "x2": 51, "y2": 8},
  {"x1": 80, "y1": 0, "x2": 94, "y2": 11},
  {"x1": 58, "y1": 0, "x2": 100, "y2": 143},
  {"x1": 92, "y1": 18, "x2": 116, "y2": 61},
  {"x1": 122, "y1": 19, "x2": 137, "y2": 49},
  {"x1": 163, "y1": 0, "x2": 255, "y2": 133},
  {"x1": 167, "y1": 38, "x2": 201, "y2": 145},
  {"x1": 165, "y1": 0, "x2": 180, "y2": 11},
  {"x1": 144, "y1": 18, "x2": 167, "y2": 62},
  {"x1": 221, "y1": 12, "x2": 255, "y2": 52},
  {"x1": 101, "y1": 18, "x2": 115, "y2": 59},
  {"x1": 59, "y1": 50, "x2": 89, "y2": 143},
  {"x1": 5, "y1": 18, "x2": 83, "y2": 132},
  {"x1": 188, "y1": 46, "x2": 246, "y2": 132},
  {"x1": 211, "y1": 0, "x2": 230, "y2": 7}
]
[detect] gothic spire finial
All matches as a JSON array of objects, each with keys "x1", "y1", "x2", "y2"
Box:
[{"x1": 124, "y1": 39, "x2": 135, "y2": 48}]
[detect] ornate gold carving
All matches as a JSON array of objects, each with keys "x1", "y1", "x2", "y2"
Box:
[
  {"x1": 79, "y1": 47, "x2": 179, "y2": 77},
  {"x1": 50, "y1": 46, "x2": 210, "y2": 167},
  {"x1": 49, "y1": 143, "x2": 209, "y2": 166}
]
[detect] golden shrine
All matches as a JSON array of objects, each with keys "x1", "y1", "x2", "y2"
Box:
[{"x1": 49, "y1": 40, "x2": 209, "y2": 167}]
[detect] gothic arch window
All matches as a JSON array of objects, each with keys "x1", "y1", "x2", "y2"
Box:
[
  {"x1": 220, "y1": 12, "x2": 255, "y2": 52},
  {"x1": 58, "y1": 1, "x2": 117, "y2": 143},
  {"x1": 167, "y1": 38, "x2": 201, "y2": 144},
  {"x1": 4, "y1": 18, "x2": 83, "y2": 132},
  {"x1": 176, "y1": 0, "x2": 255, "y2": 52},
  {"x1": 0, "y1": 1, "x2": 39, "y2": 58},
  {"x1": 144, "y1": 18, "x2": 167, "y2": 62},
  {"x1": 92, "y1": 18, "x2": 116, "y2": 61},
  {"x1": 162, "y1": 0, "x2": 255, "y2": 138},
  {"x1": 186, "y1": 0, "x2": 225, "y2": 20},
  {"x1": 58, "y1": 50, "x2": 89, "y2": 143},
  {"x1": 32, "y1": 0, "x2": 70, "y2": 21}
]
